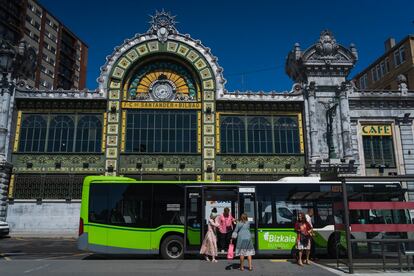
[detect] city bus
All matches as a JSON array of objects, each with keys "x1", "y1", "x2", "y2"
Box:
[{"x1": 78, "y1": 176, "x2": 412, "y2": 259}]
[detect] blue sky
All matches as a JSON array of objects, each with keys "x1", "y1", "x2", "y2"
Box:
[{"x1": 39, "y1": 0, "x2": 414, "y2": 91}]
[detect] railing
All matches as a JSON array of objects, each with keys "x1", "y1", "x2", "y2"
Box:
[{"x1": 337, "y1": 239, "x2": 414, "y2": 272}]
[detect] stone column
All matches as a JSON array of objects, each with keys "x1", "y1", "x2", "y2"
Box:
[
  {"x1": 306, "y1": 82, "x2": 319, "y2": 161},
  {"x1": 338, "y1": 82, "x2": 353, "y2": 159}
]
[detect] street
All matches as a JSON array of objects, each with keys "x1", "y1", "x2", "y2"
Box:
[{"x1": 0, "y1": 237, "x2": 338, "y2": 276}]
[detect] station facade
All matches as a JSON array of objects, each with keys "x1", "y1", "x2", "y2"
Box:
[{"x1": 2, "y1": 12, "x2": 414, "y2": 235}]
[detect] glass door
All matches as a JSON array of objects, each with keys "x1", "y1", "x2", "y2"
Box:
[
  {"x1": 184, "y1": 186, "x2": 202, "y2": 253},
  {"x1": 239, "y1": 187, "x2": 257, "y2": 250}
]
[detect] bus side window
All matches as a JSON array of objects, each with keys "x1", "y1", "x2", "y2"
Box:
[
  {"x1": 89, "y1": 184, "x2": 109, "y2": 224},
  {"x1": 153, "y1": 184, "x2": 184, "y2": 227}
]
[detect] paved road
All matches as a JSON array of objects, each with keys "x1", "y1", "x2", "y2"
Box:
[{"x1": 0, "y1": 237, "x2": 339, "y2": 275}]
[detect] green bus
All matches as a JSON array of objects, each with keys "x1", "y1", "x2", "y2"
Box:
[{"x1": 78, "y1": 176, "x2": 411, "y2": 259}]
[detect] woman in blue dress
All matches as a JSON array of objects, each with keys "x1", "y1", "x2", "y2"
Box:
[{"x1": 232, "y1": 213, "x2": 255, "y2": 271}]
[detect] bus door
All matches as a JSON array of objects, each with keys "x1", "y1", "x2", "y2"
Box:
[
  {"x1": 238, "y1": 187, "x2": 258, "y2": 250},
  {"x1": 184, "y1": 186, "x2": 203, "y2": 253}
]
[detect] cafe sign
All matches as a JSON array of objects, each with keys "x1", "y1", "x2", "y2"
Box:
[{"x1": 361, "y1": 125, "x2": 392, "y2": 136}]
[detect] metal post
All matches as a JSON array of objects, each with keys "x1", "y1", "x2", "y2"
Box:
[{"x1": 341, "y1": 178, "x2": 354, "y2": 273}]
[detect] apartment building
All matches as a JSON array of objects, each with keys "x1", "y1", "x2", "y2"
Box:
[
  {"x1": 354, "y1": 36, "x2": 414, "y2": 90},
  {"x1": 0, "y1": 0, "x2": 88, "y2": 89}
]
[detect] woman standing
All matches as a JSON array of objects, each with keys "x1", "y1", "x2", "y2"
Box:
[
  {"x1": 217, "y1": 207, "x2": 235, "y2": 252},
  {"x1": 232, "y1": 213, "x2": 255, "y2": 271},
  {"x1": 295, "y1": 212, "x2": 312, "y2": 266},
  {"x1": 200, "y1": 211, "x2": 219, "y2": 262}
]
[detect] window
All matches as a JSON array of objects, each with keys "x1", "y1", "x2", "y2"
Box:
[
  {"x1": 394, "y1": 46, "x2": 406, "y2": 67},
  {"x1": 380, "y1": 61, "x2": 385, "y2": 77},
  {"x1": 220, "y1": 115, "x2": 301, "y2": 154},
  {"x1": 75, "y1": 115, "x2": 102, "y2": 153},
  {"x1": 274, "y1": 117, "x2": 300, "y2": 154},
  {"x1": 107, "y1": 184, "x2": 152, "y2": 227},
  {"x1": 89, "y1": 184, "x2": 109, "y2": 224},
  {"x1": 125, "y1": 110, "x2": 197, "y2": 153},
  {"x1": 220, "y1": 116, "x2": 246, "y2": 153},
  {"x1": 18, "y1": 115, "x2": 47, "y2": 152},
  {"x1": 34, "y1": 21, "x2": 40, "y2": 30},
  {"x1": 363, "y1": 136, "x2": 395, "y2": 167},
  {"x1": 371, "y1": 68, "x2": 377, "y2": 82},
  {"x1": 385, "y1": 58, "x2": 390, "y2": 73},
  {"x1": 152, "y1": 184, "x2": 184, "y2": 227},
  {"x1": 359, "y1": 74, "x2": 368, "y2": 89},
  {"x1": 47, "y1": 115, "x2": 74, "y2": 152},
  {"x1": 248, "y1": 117, "x2": 272, "y2": 153}
]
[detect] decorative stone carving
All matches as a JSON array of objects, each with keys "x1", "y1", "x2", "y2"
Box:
[
  {"x1": 315, "y1": 30, "x2": 339, "y2": 60},
  {"x1": 148, "y1": 10, "x2": 178, "y2": 43}
]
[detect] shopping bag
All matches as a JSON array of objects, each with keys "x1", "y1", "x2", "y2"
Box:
[{"x1": 227, "y1": 242, "x2": 234, "y2": 260}]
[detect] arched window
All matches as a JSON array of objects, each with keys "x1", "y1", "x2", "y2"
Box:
[
  {"x1": 47, "y1": 115, "x2": 74, "y2": 152},
  {"x1": 220, "y1": 116, "x2": 246, "y2": 153},
  {"x1": 274, "y1": 117, "x2": 300, "y2": 154},
  {"x1": 247, "y1": 117, "x2": 272, "y2": 154},
  {"x1": 18, "y1": 115, "x2": 47, "y2": 152},
  {"x1": 75, "y1": 115, "x2": 102, "y2": 153}
]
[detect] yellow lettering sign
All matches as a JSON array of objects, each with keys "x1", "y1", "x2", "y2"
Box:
[
  {"x1": 361, "y1": 125, "x2": 392, "y2": 136},
  {"x1": 121, "y1": 101, "x2": 202, "y2": 109}
]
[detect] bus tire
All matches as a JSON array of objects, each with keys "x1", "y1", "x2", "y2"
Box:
[{"x1": 160, "y1": 235, "x2": 184, "y2": 260}]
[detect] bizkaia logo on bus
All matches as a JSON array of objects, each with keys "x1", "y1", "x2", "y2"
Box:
[{"x1": 259, "y1": 231, "x2": 297, "y2": 250}]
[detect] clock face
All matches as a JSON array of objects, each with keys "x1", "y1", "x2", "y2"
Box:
[{"x1": 152, "y1": 82, "x2": 174, "y2": 100}]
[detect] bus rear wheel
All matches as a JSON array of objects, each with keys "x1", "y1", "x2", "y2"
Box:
[{"x1": 160, "y1": 235, "x2": 184, "y2": 259}]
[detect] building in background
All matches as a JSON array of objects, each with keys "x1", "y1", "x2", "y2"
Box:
[
  {"x1": 0, "y1": 0, "x2": 88, "y2": 90},
  {"x1": 1, "y1": 11, "x2": 413, "y2": 236},
  {"x1": 353, "y1": 35, "x2": 414, "y2": 90}
]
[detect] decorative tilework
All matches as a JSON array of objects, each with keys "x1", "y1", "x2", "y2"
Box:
[
  {"x1": 112, "y1": 67, "x2": 125, "y2": 79},
  {"x1": 118, "y1": 57, "x2": 131, "y2": 69},
  {"x1": 195, "y1": 59, "x2": 207, "y2": 70},
  {"x1": 106, "y1": 148, "x2": 118, "y2": 158},
  {"x1": 108, "y1": 124, "x2": 118, "y2": 134},
  {"x1": 204, "y1": 125, "x2": 214, "y2": 135},
  {"x1": 136, "y1": 44, "x2": 149, "y2": 55},
  {"x1": 203, "y1": 102, "x2": 215, "y2": 112},
  {"x1": 204, "y1": 113, "x2": 214, "y2": 124},
  {"x1": 204, "y1": 90, "x2": 214, "y2": 101},
  {"x1": 126, "y1": 49, "x2": 139, "y2": 61},
  {"x1": 177, "y1": 45, "x2": 189, "y2": 56},
  {"x1": 110, "y1": 80, "x2": 121, "y2": 89},
  {"x1": 148, "y1": 41, "x2": 159, "y2": 52},
  {"x1": 203, "y1": 79, "x2": 214, "y2": 90},
  {"x1": 187, "y1": 50, "x2": 199, "y2": 62},
  {"x1": 109, "y1": 90, "x2": 120, "y2": 100},
  {"x1": 108, "y1": 113, "x2": 119, "y2": 123},
  {"x1": 200, "y1": 68, "x2": 212, "y2": 79},
  {"x1": 204, "y1": 136, "x2": 215, "y2": 147},
  {"x1": 204, "y1": 148, "x2": 215, "y2": 159},
  {"x1": 107, "y1": 135, "x2": 118, "y2": 146},
  {"x1": 167, "y1": 41, "x2": 178, "y2": 52}
]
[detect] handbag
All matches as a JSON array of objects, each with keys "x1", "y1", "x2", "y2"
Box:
[
  {"x1": 227, "y1": 241, "x2": 234, "y2": 260},
  {"x1": 231, "y1": 222, "x2": 243, "y2": 239}
]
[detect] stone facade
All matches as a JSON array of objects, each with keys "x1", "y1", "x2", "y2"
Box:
[{"x1": 1, "y1": 13, "x2": 413, "y2": 235}]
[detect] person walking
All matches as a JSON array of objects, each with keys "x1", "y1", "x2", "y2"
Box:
[
  {"x1": 232, "y1": 213, "x2": 255, "y2": 271},
  {"x1": 200, "y1": 211, "x2": 219, "y2": 262},
  {"x1": 217, "y1": 207, "x2": 235, "y2": 252},
  {"x1": 295, "y1": 212, "x2": 312, "y2": 266}
]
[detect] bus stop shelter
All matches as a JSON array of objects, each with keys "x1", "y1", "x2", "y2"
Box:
[{"x1": 337, "y1": 175, "x2": 414, "y2": 273}]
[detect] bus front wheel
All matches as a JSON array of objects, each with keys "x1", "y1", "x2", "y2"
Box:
[{"x1": 160, "y1": 235, "x2": 184, "y2": 259}]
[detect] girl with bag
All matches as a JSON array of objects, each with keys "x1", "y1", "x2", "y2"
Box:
[
  {"x1": 200, "y1": 211, "x2": 219, "y2": 262},
  {"x1": 295, "y1": 212, "x2": 312, "y2": 266},
  {"x1": 232, "y1": 213, "x2": 255, "y2": 271}
]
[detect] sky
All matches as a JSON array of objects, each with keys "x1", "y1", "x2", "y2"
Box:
[{"x1": 39, "y1": 0, "x2": 414, "y2": 92}]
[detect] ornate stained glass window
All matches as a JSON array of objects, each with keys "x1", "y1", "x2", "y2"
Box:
[
  {"x1": 47, "y1": 115, "x2": 75, "y2": 152},
  {"x1": 75, "y1": 115, "x2": 102, "y2": 153},
  {"x1": 274, "y1": 117, "x2": 300, "y2": 154},
  {"x1": 128, "y1": 62, "x2": 198, "y2": 101},
  {"x1": 247, "y1": 117, "x2": 273, "y2": 154},
  {"x1": 220, "y1": 115, "x2": 301, "y2": 155},
  {"x1": 220, "y1": 116, "x2": 246, "y2": 154},
  {"x1": 18, "y1": 115, "x2": 47, "y2": 152},
  {"x1": 125, "y1": 110, "x2": 197, "y2": 153}
]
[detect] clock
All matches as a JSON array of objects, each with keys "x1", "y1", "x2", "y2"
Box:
[{"x1": 151, "y1": 81, "x2": 174, "y2": 101}]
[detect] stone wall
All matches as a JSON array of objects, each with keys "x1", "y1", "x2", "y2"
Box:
[{"x1": 6, "y1": 201, "x2": 80, "y2": 237}]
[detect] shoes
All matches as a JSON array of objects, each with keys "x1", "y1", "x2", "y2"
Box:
[{"x1": 212, "y1": 259, "x2": 218, "y2": 263}]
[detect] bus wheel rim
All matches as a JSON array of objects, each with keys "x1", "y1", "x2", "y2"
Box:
[{"x1": 166, "y1": 240, "x2": 182, "y2": 258}]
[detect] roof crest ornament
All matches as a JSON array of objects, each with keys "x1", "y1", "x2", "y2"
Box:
[
  {"x1": 148, "y1": 10, "x2": 178, "y2": 43},
  {"x1": 315, "y1": 30, "x2": 339, "y2": 59}
]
